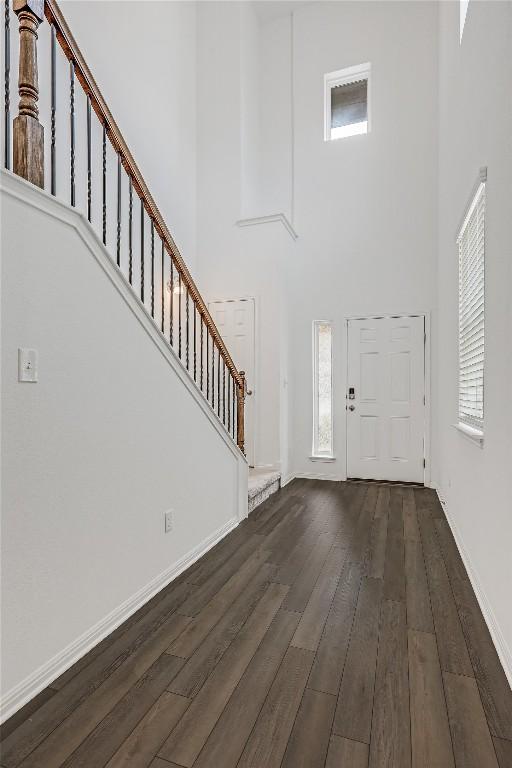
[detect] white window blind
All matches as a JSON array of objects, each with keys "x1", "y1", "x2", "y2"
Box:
[
  {"x1": 313, "y1": 322, "x2": 333, "y2": 456},
  {"x1": 458, "y1": 181, "x2": 485, "y2": 432}
]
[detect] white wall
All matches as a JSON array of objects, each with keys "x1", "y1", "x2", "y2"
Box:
[
  {"x1": 0, "y1": 172, "x2": 246, "y2": 718},
  {"x1": 194, "y1": 2, "x2": 293, "y2": 470},
  {"x1": 283, "y1": 1, "x2": 439, "y2": 479},
  {"x1": 193, "y1": 2, "x2": 439, "y2": 479},
  {"x1": 436, "y1": 0, "x2": 512, "y2": 675}
]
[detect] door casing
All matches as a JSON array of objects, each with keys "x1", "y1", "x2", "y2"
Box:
[{"x1": 209, "y1": 296, "x2": 257, "y2": 467}]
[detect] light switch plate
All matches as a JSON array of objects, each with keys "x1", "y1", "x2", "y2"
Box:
[
  {"x1": 164, "y1": 510, "x2": 173, "y2": 533},
  {"x1": 18, "y1": 348, "x2": 38, "y2": 382}
]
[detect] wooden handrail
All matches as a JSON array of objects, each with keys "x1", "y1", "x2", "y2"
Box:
[{"x1": 43, "y1": 0, "x2": 243, "y2": 392}]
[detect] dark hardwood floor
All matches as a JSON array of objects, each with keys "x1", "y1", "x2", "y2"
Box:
[{"x1": 1, "y1": 480, "x2": 511, "y2": 767}]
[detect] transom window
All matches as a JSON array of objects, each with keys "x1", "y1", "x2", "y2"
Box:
[
  {"x1": 457, "y1": 174, "x2": 486, "y2": 433},
  {"x1": 324, "y1": 63, "x2": 371, "y2": 141}
]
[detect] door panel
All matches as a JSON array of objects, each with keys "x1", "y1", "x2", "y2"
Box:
[
  {"x1": 347, "y1": 316, "x2": 425, "y2": 482},
  {"x1": 209, "y1": 299, "x2": 255, "y2": 466}
]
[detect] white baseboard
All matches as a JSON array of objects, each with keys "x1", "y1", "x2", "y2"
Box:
[
  {"x1": 295, "y1": 472, "x2": 343, "y2": 482},
  {"x1": 281, "y1": 472, "x2": 296, "y2": 487},
  {"x1": 281, "y1": 471, "x2": 345, "y2": 486},
  {"x1": 0, "y1": 516, "x2": 239, "y2": 724},
  {"x1": 436, "y1": 490, "x2": 512, "y2": 689}
]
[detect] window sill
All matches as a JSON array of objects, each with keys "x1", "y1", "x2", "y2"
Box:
[
  {"x1": 309, "y1": 455, "x2": 336, "y2": 463},
  {"x1": 452, "y1": 423, "x2": 484, "y2": 448}
]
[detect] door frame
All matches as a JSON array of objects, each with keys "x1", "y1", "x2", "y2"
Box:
[
  {"x1": 343, "y1": 311, "x2": 431, "y2": 486},
  {"x1": 209, "y1": 296, "x2": 257, "y2": 468}
]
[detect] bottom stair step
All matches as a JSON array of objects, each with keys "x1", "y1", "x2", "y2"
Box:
[{"x1": 248, "y1": 470, "x2": 281, "y2": 513}]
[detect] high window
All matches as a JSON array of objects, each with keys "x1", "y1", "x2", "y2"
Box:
[
  {"x1": 313, "y1": 321, "x2": 333, "y2": 456},
  {"x1": 457, "y1": 174, "x2": 486, "y2": 434},
  {"x1": 324, "y1": 63, "x2": 371, "y2": 141}
]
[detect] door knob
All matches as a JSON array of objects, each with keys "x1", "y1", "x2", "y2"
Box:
[{"x1": 348, "y1": 404, "x2": 355, "y2": 411}]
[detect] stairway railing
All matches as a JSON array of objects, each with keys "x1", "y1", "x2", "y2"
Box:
[{"x1": 3, "y1": 0, "x2": 247, "y2": 454}]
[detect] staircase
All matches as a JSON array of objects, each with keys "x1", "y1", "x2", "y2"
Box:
[
  {"x1": 1, "y1": 0, "x2": 252, "y2": 722},
  {"x1": 248, "y1": 469, "x2": 281, "y2": 513},
  {"x1": 3, "y1": 0, "x2": 246, "y2": 455}
]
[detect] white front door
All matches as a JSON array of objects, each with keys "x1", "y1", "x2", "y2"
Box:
[
  {"x1": 346, "y1": 315, "x2": 425, "y2": 483},
  {"x1": 209, "y1": 298, "x2": 255, "y2": 466}
]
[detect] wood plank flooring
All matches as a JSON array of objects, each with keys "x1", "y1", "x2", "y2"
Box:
[{"x1": 1, "y1": 480, "x2": 511, "y2": 768}]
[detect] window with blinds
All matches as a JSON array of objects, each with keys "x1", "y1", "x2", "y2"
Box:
[
  {"x1": 457, "y1": 180, "x2": 486, "y2": 432},
  {"x1": 324, "y1": 63, "x2": 371, "y2": 141}
]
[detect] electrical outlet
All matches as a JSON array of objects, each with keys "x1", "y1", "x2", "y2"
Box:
[
  {"x1": 164, "y1": 510, "x2": 173, "y2": 533},
  {"x1": 18, "y1": 348, "x2": 38, "y2": 382}
]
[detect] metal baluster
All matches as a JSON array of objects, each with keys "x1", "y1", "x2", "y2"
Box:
[
  {"x1": 169, "y1": 259, "x2": 174, "y2": 346},
  {"x1": 193, "y1": 306, "x2": 197, "y2": 382},
  {"x1": 200, "y1": 318, "x2": 204, "y2": 391},
  {"x1": 186, "y1": 289, "x2": 189, "y2": 370},
  {"x1": 69, "y1": 61, "x2": 75, "y2": 207},
  {"x1": 140, "y1": 199, "x2": 144, "y2": 303},
  {"x1": 102, "y1": 124, "x2": 106, "y2": 244},
  {"x1": 227, "y1": 374, "x2": 231, "y2": 432},
  {"x1": 233, "y1": 380, "x2": 236, "y2": 439},
  {"x1": 161, "y1": 240, "x2": 164, "y2": 333},
  {"x1": 116, "y1": 153, "x2": 121, "y2": 266},
  {"x1": 206, "y1": 330, "x2": 209, "y2": 399},
  {"x1": 223, "y1": 361, "x2": 226, "y2": 424},
  {"x1": 211, "y1": 341, "x2": 215, "y2": 409},
  {"x1": 50, "y1": 25, "x2": 56, "y2": 194},
  {"x1": 128, "y1": 180, "x2": 133, "y2": 283},
  {"x1": 4, "y1": 0, "x2": 10, "y2": 169},
  {"x1": 178, "y1": 273, "x2": 182, "y2": 359},
  {"x1": 86, "y1": 96, "x2": 91, "y2": 220},
  {"x1": 217, "y1": 349, "x2": 221, "y2": 417},
  {"x1": 150, "y1": 220, "x2": 155, "y2": 317}
]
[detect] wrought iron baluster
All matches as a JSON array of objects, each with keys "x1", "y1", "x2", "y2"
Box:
[
  {"x1": 206, "y1": 330, "x2": 209, "y2": 399},
  {"x1": 169, "y1": 259, "x2": 174, "y2": 347},
  {"x1": 223, "y1": 361, "x2": 226, "y2": 424},
  {"x1": 69, "y1": 61, "x2": 75, "y2": 207},
  {"x1": 232, "y1": 381, "x2": 236, "y2": 439},
  {"x1": 50, "y1": 25, "x2": 56, "y2": 194},
  {"x1": 140, "y1": 199, "x2": 144, "y2": 303},
  {"x1": 116, "y1": 153, "x2": 121, "y2": 266},
  {"x1": 186, "y1": 288, "x2": 189, "y2": 370},
  {"x1": 200, "y1": 318, "x2": 204, "y2": 391},
  {"x1": 178, "y1": 273, "x2": 182, "y2": 359},
  {"x1": 150, "y1": 220, "x2": 155, "y2": 317},
  {"x1": 4, "y1": 0, "x2": 10, "y2": 169},
  {"x1": 161, "y1": 240, "x2": 165, "y2": 333},
  {"x1": 227, "y1": 374, "x2": 231, "y2": 432},
  {"x1": 102, "y1": 123, "x2": 107, "y2": 244},
  {"x1": 212, "y1": 336, "x2": 215, "y2": 410},
  {"x1": 193, "y1": 306, "x2": 197, "y2": 382},
  {"x1": 128, "y1": 180, "x2": 133, "y2": 283},
  {"x1": 217, "y1": 349, "x2": 221, "y2": 417},
  {"x1": 86, "y1": 96, "x2": 91, "y2": 220}
]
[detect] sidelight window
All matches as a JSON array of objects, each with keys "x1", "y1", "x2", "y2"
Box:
[{"x1": 313, "y1": 321, "x2": 333, "y2": 456}]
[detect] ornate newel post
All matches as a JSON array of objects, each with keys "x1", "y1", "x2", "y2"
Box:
[
  {"x1": 13, "y1": 0, "x2": 44, "y2": 188},
  {"x1": 237, "y1": 371, "x2": 246, "y2": 456}
]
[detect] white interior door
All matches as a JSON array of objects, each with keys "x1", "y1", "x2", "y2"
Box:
[
  {"x1": 346, "y1": 315, "x2": 425, "y2": 482},
  {"x1": 209, "y1": 299, "x2": 255, "y2": 466}
]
